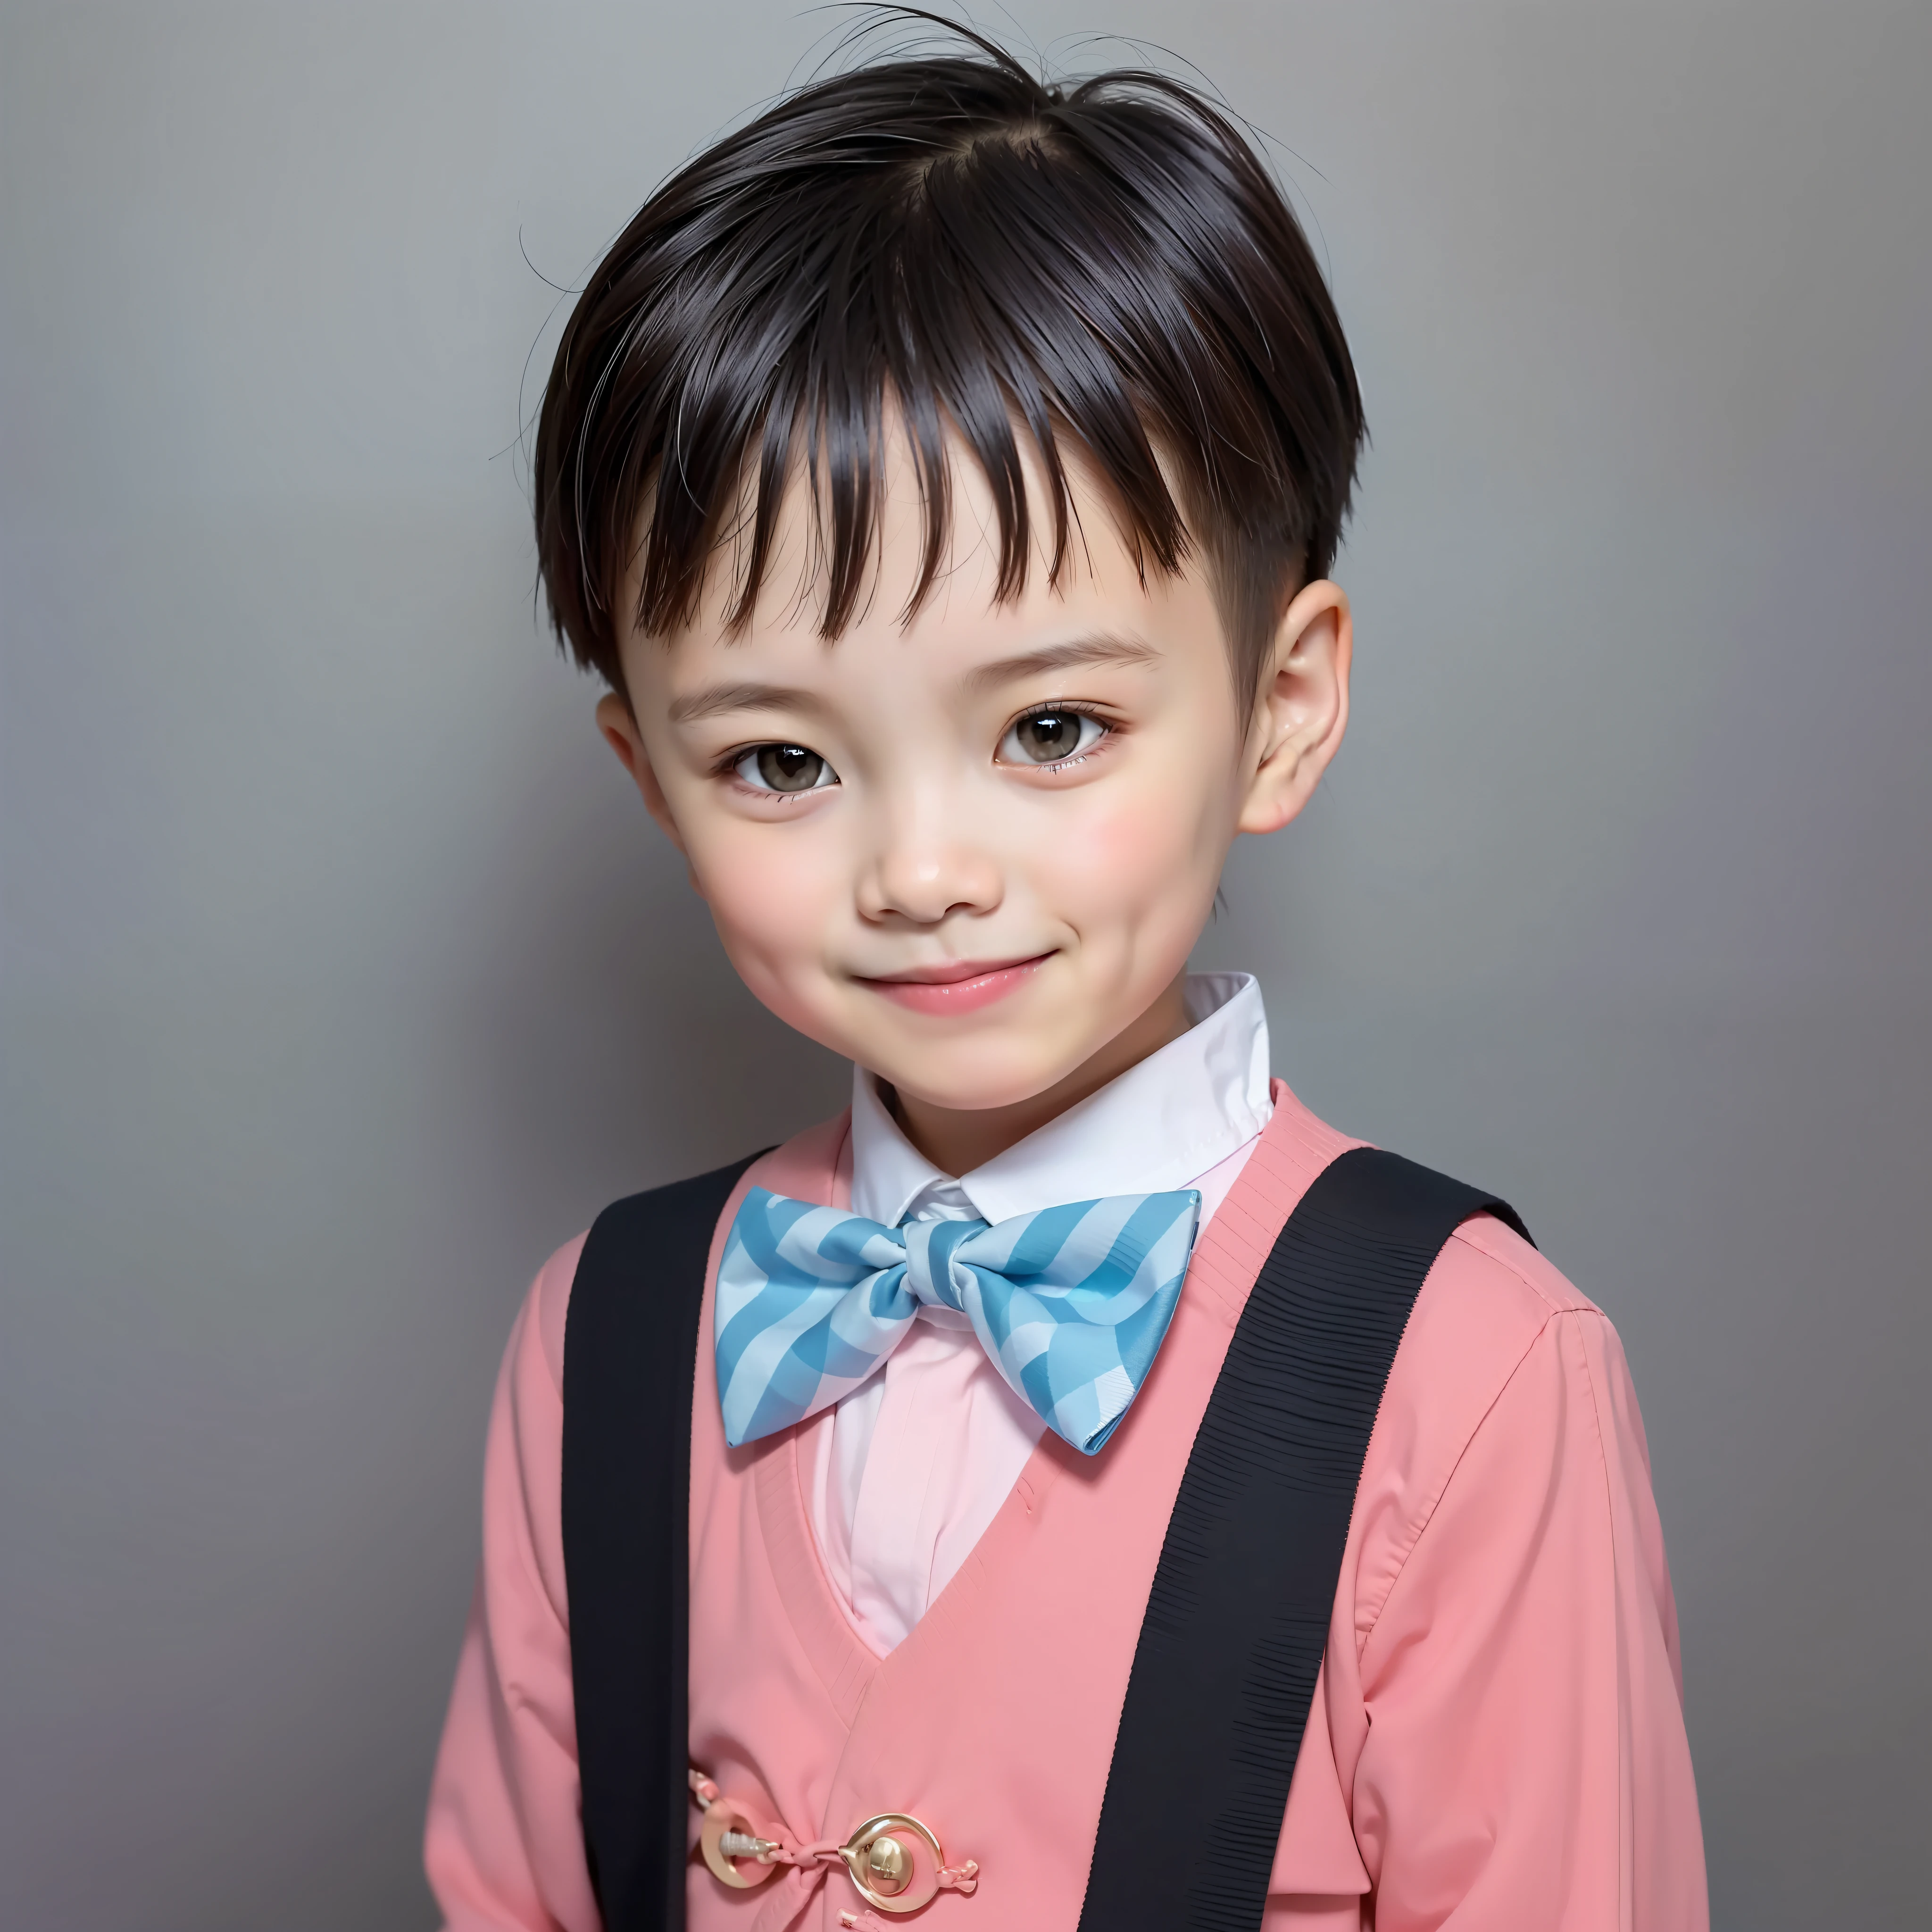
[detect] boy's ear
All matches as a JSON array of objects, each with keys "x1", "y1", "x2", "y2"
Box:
[
  {"x1": 1237, "y1": 579, "x2": 1352, "y2": 837},
  {"x1": 595, "y1": 691, "x2": 690, "y2": 858}
]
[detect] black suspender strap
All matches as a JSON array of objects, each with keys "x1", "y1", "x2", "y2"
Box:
[
  {"x1": 1077, "y1": 1146, "x2": 1531, "y2": 1932},
  {"x1": 560, "y1": 1151, "x2": 763, "y2": 1932}
]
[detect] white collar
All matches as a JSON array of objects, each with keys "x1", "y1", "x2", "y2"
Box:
[{"x1": 849, "y1": 971, "x2": 1272, "y2": 1227}]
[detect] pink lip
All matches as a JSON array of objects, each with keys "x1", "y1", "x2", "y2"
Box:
[{"x1": 858, "y1": 954, "x2": 1052, "y2": 1016}]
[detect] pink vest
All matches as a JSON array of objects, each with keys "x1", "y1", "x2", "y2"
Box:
[
  {"x1": 423, "y1": 1077, "x2": 1707, "y2": 1932},
  {"x1": 689, "y1": 1088, "x2": 1388, "y2": 1930}
]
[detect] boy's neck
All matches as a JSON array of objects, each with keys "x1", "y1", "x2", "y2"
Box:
[{"x1": 882, "y1": 973, "x2": 1194, "y2": 1179}]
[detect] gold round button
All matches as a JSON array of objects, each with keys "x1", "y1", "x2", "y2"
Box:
[
  {"x1": 838, "y1": 1813, "x2": 945, "y2": 1913},
  {"x1": 864, "y1": 1833, "x2": 909, "y2": 1895}
]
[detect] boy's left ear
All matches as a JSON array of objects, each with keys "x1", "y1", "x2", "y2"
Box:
[{"x1": 1237, "y1": 579, "x2": 1352, "y2": 836}]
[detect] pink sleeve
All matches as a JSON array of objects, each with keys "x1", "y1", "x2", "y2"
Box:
[
  {"x1": 424, "y1": 1238, "x2": 600, "y2": 1932},
  {"x1": 1341, "y1": 1292, "x2": 1707, "y2": 1931}
]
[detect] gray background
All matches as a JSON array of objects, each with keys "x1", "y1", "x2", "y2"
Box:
[{"x1": 3, "y1": 2, "x2": 1927, "y2": 1926}]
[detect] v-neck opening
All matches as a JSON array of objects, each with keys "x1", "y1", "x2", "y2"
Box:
[
  {"x1": 749, "y1": 1083, "x2": 1314, "y2": 1706},
  {"x1": 756, "y1": 1390, "x2": 1071, "y2": 1709}
]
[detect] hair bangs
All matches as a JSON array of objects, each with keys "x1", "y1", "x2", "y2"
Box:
[{"x1": 536, "y1": 32, "x2": 1363, "y2": 704}]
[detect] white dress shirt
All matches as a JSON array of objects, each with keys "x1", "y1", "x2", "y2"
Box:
[{"x1": 799, "y1": 971, "x2": 1274, "y2": 1655}]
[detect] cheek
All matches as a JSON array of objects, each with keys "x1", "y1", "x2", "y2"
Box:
[
  {"x1": 1035, "y1": 756, "x2": 1230, "y2": 927},
  {"x1": 687, "y1": 824, "x2": 837, "y2": 999}
]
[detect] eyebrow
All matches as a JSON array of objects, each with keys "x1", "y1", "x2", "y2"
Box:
[
  {"x1": 666, "y1": 634, "x2": 1162, "y2": 724},
  {"x1": 963, "y1": 634, "x2": 1163, "y2": 692},
  {"x1": 666, "y1": 680, "x2": 827, "y2": 726}
]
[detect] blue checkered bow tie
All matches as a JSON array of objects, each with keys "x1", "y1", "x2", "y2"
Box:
[{"x1": 714, "y1": 1186, "x2": 1203, "y2": 1454}]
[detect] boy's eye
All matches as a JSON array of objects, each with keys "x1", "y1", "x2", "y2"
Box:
[
  {"x1": 998, "y1": 708, "x2": 1107, "y2": 766},
  {"x1": 734, "y1": 743, "x2": 838, "y2": 793}
]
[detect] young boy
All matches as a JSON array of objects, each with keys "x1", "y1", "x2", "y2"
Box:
[{"x1": 426, "y1": 32, "x2": 1707, "y2": 1932}]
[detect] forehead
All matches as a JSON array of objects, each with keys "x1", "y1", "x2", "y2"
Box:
[{"x1": 626, "y1": 424, "x2": 1210, "y2": 684}]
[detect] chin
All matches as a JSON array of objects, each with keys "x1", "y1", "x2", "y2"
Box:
[{"x1": 877, "y1": 1039, "x2": 1087, "y2": 1116}]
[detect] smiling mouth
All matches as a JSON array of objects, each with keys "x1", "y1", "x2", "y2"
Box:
[{"x1": 856, "y1": 953, "x2": 1053, "y2": 1016}]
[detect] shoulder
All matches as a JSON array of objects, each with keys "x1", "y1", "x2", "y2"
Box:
[
  {"x1": 1346, "y1": 1195, "x2": 1619, "y2": 1638},
  {"x1": 1399, "y1": 1201, "x2": 1605, "y2": 1421},
  {"x1": 517, "y1": 1230, "x2": 588, "y2": 1406}
]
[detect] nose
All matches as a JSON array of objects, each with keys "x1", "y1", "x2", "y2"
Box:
[{"x1": 857, "y1": 807, "x2": 1003, "y2": 927}]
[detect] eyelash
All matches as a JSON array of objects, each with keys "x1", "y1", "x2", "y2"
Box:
[
  {"x1": 712, "y1": 702, "x2": 1119, "y2": 791},
  {"x1": 713, "y1": 743, "x2": 835, "y2": 799},
  {"x1": 998, "y1": 701, "x2": 1115, "y2": 771}
]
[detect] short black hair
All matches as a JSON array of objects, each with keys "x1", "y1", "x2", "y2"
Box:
[{"x1": 533, "y1": 21, "x2": 1364, "y2": 707}]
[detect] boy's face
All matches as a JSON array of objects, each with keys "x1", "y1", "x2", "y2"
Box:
[{"x1": 602, "y1": 443, "x2": 1349, "y2": 1123}]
